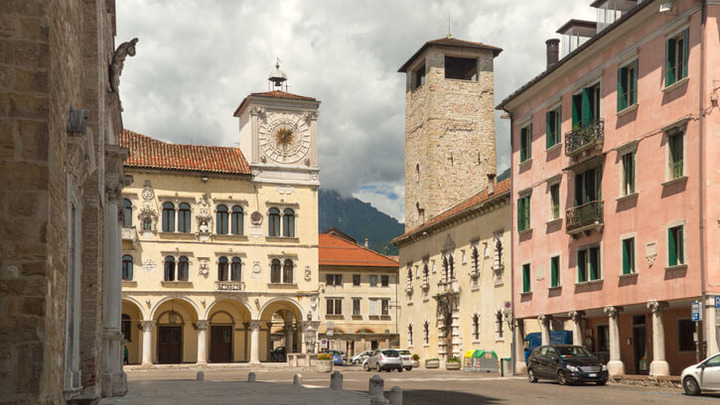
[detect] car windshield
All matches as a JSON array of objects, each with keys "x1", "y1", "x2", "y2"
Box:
[
  {"x1": 382, "y1": 350, "x2": 399, "y2": 357},
  {"x1": 556, "y1": 346, "x2": 592, "y2": 358},
  {"x1": 398, "y1": 350, "x2": 410, "y2": 355}
]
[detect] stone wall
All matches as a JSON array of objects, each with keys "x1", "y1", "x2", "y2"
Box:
[{"x1": 404, "y1": 45, "x2": 497, "y2": 231}]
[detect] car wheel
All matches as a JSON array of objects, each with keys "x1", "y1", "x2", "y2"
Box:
[
  {"x1": 398, "y1": 367, "x2": 403, "y2": 373},
  {"x1": 406, "y1": 367, "x2": 412, "y2": 371},
  {"x1": 683, "y1": 376, "x2": 701, "y2": 396},
  {"x1": 377, "y1": 363, "x2": 382, "y2": 372},
  {"x1": 596, "y1": 380, "x2": 606, "y2": 386},
  {"x1": 363, "y1": 362, "x2": 369, "y2": 371},
  {"x1": 557, "y1": 370, "x2": 567, "y2": 385},
  {"x1": 527, "y1": 368, "x2": 538, "y2": 383}
]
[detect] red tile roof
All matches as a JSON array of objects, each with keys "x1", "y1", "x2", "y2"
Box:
[
  {"x1": 398, "y1": 37, "x2": 503, "y2": 72},
  {"x1": 119, "y1": 129, "x2": 251, "y2": 175},
  {"x1": 319, "y1": 233, "x2": 399, "y2": 269},
  {"x1": 393, "y1": 179, "x2": 511, "y2": 245},
  {"x1": 233, "y1": 90, "x2": 318, "y2": 117}
]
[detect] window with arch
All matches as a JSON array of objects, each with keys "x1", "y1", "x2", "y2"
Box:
[
  {"x1": 408, "y1": 324, "x2": 413, "y2": 347},
  {"x1": 471, "y1": 245, "x2": 480, "y2": 273},
  {"x1": 283, "y1": 259, "x2": 294, "y2": 283},
  {"x1": 218, "y1": 256, "x2": 229, "y2": 281},
  {"x1": 422, "y1": 261, "x2": 429, "y2": 285},
  {"x1": 122, "y1": 199, "x2": 132, "y2": 227},
  {"x1": 472, "y1": 313, "x2": 480, "y2": 340},
  {"x1": 162, "y1": 202, "x2": 175, "y2": 232},
  {"x1": 442, "y1": 255, "x2": 455, "y2": 281},
  {"x1": 164, "y1": 256, "x2": 176, "y2": 281},
  {"x1": 178, "y1": 202, "x2": 191, "y2": 233},
  {"x1": 495, "y1": 311, "x2": 504, "y2": 338},
  {"x1": 268, "y1": 208, "x2": 281, "y2": 236},
  {"x1": 231, "y1": 205, "x2": 243, "y2": 235},
  {"x1": 178, "y1": 256, "x2": 189, "y2": 281},
  {"x1": 423, "y1": 320, "x2": 429, "y2": 345},
  {"x1": 282, "y1": 208, "x2": 295, "y2": 237},
  {"x1": 231, "y1": 257, "x2": 242, "y2": 281},
  {"x1": 142, "y1": 218, "x2": 152, "y2": 231},
  {"x1": 406, "y1": 265, "x2": 413, "y2": 284},
  {"x1": 270, "y1": 259, "x2": 282, "y2": 283},
  {"x1": 122, "y1": 254, "x2": 133, "y2": 281},
  {"x1": 216, "y1": 205, "x2": 229, "y2": 234}
]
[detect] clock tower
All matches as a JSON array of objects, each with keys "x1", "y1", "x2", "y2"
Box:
[{"x1": 233, "y1": 62, "x2": 320, "y2": 186}]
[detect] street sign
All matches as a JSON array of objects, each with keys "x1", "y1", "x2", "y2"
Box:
[
  {"x1": 715, "y1": 296, "x2": 720, "y2": 309},
  {"x1": 692, "y1": 302, "x2": 702, "y2": 321}
]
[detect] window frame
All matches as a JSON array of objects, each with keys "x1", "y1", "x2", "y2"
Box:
[
  {"x1": 520, "y1": 122, "x2": 532, "y2": 162},
  {"x1": 177, "y1": 202, "x2": 192, "y2": 233},
  {"x1": 268, "y1": 208, "x2": 281, "y2": 237},
  {"x1": 326, "y1": 298, "x2": 343, "y2": 316},
  {"x1": 517, "y1": 194, "x2": 531, "y2": 232},
  {"x1": 577, "y1": 245, "x2": 602, "y2": 282},
  {"x1": 352, "y1": 298, "x2": 361, "y2": 316},
  {"x1": 381, "y1": 275, "x2": 389, "y2": 287},
  {"x1": 381, "y1": 299, "x2": 390, "y2": 316},
  {"x1": 621, "y1": 237, "x2": 636, "y2": 275},
  {"x1": 164, "y1": 255, "x2": 176, "y2": 281},
  {"x1": 122, "y1": 254, "x2": 133, "y2": 281},
  {"x1": 230, "y1": 257, "x2": 242, "y2": 281},
  {"x1": 621, "y1": 149, "x2": 636, "y2": 196},
  {"x1": 282, "y1": 208, "x2": 295, "y2": 237},
  {"x1": 218, "y1": 256, "x2": 229, "y2": 281},
  {"x1": 666, "y1": 127, "x2": 685, "y2": 180},
  {"x1": 270, "y1": 258, "x2": 282, "y2": 283},
  {"x1": 177, "y1": 256, "x2": 189, "y2": 281},
  {"x1": 546, "y1": 105, "x2": 562, "y2": 149},
  {"x1": 369, "y1": 275, "x2": 378, "y2": 287},
  {"x1": 617, "y1": 59, "x2": 638, "y2": 112},
  {"x1": 572, "y1": 82, "x2": 601, "y2": 127},
  {"x1": 282, "y1": 259, "x2": 294, "y2": 283},
  {"x1": 122, "y1": 199, "x2": 133, "y2": 227},
  {"x1": 550, "y1": 256, "x2": 560, "y2": 288},
  {"x1": 162, "y1": 202, "x2": 175, "y2": 233},
  {"x1": 665, "y1": 28, "x2": 689, "y2": 87},
  {"x1": 522, "y1": 263, "x2": 531, "y2": 293},
  {"x1": 216, "y1": 205, "x2": 229, "y2": 235},
  {"x1": 352, "y1": 274, "x2": 361, "y2": 286},
  {"x1": 231, "y1": 205, "x2": 244, "y2": 236},
  {"x1": 668, "y1": 223, "x2": 685, "y2": 267},
  {"x1": 549, "y1": 182, "x2": 560, "y2": 221}
]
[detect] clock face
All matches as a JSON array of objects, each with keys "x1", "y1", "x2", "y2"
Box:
[{"x1": 259, "y1": 112, "x2": 311, "y2": 163}]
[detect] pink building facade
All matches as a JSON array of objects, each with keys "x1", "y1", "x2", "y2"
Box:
[{"x1": 498, "y1": 0, "x2": 720, "y2": 377}]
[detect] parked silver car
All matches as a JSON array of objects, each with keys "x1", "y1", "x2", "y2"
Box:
[
  {"x1": 351, "y1": 350, "x2": 373, "y2": 365},
  {"x1": 682, "y1": 352, "x2": 720, "y2": 395},
  {"x1": 398, "y1": 349, "x2": 413, "y2": 371},
  {"x1": 363, "y1": 349, "x2": 403, "y2": 372}
]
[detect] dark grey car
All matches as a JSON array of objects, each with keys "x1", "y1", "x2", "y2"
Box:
[{"x1": 527, "y1": 345, "x2": 608, "y2": 385}]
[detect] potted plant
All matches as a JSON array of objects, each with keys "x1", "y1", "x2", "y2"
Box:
[
  {"x1": 316, "y1": 353, "x2": 333, "y2": 373},
  {"x1": 446, "y1": 356, "x2": 461, "y2": 370},
  {"x1": 412, "y1": 354, "x2": 420, "y2": 368},
  {"x1": 425, "y1": 358, "x2": 439, "y2": 369}
]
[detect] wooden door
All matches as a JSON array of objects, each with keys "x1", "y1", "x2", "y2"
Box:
[
  {"x1": 158, "y1": 326, "x2": 182, "y2": 364},
  {"x1": 210, "y1": 325, "x2": 233, "y2": 363}
]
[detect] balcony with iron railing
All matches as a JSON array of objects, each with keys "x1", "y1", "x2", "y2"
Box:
[
  {"x1": 566, "y1": 200, "x2": 604, "y2": 235},
  {"x1": 215, "y1": 281, "x2": 245, "y2": 291},
  {"x1": 565, "y1": 120, "x2": 604, "y2": 157}
]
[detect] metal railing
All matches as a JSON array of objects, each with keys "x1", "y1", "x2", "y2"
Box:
[
  {"x1": 565, "y1": 120, "x2": 604, "y2": 156},
  {"x1": 566, "y1": 200, "x2": 604, "y2": 233}
]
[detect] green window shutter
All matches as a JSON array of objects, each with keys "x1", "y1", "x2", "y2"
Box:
[
  {"x1": 520, "y1": 127, "x2": 527, "y2": 161},
  {"x1": 666, "y1": 37, "x2": 676, "y2": 85},
  {"x1": 622, "y1": 239, "x2": 630, "y2": 274},
  {"x1": 578, "y1": 250, "x2": 586, "y2": 283},
  {"x1": 517, "y1": 198, "x2": 524, "y2": 231},
  {"x1": 572, "y1": 94, "x2": 581, "y2": 127},
  {"x1": 668, "y1": 227, "x2": 677, "y2": 266},
  {"x1": 617, "y1": 67, "x2": 626, "y2": 112},
  {"x1": 632, "y1": 59, "x2": 639, "y2": 105},
  {"x1": 574, "y1": 173, "x2": 583, "y2": 206},
  {"x1": 551, "y1": 257, "x2": 558, "y2": 287},
  {"x1": 679, "y1": 226, "x2": 684, "y2": 264},
  {"x1": 582, "y1": 87, "x2": 593, "y2": 124},
  {"x1": 682, "y1": 28, "x2": 689, "y2": 80},
  {"x1": 523, "y1": 264, "x2": 530, "y2": 292},
  {"x1": 557, "y1": 105, "x2": 562, "y2": 145},
  {"x1": 629, "y1": 152, "x2": 635, "y2": 193},
  {"x1": 590, "y1": 247, "x2": 599, "y2": 280},
  {"x1": 527, "y1": 123, "x2": 532, "y2": 159},
  {"x1": 546, "y1": 111, "x2": 553, "y2": 149}
]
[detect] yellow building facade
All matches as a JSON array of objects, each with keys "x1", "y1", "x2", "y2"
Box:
[{"x1": 120, "y1": 76, "x2": 323, "y2": 365}]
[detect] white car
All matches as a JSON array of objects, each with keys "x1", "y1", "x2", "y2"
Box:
[
  {"x1": 681, "y1": 352, "x2": 720, "y2": 395},
  {"x1": 397, "y1": 349, "x2": 414, "y2": 371},
  {"x1": 351, "y1": 350, "x2": 373, "y2": 365}
]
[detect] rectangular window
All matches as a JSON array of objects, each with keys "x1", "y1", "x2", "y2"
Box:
[
  {"x1": 617, "y1": 59, "x2": 638, "y2": 111},
  {"x1": 517, "y1": 195, "x2": 531, "y2": 232},
  {"x1": 381, "y1": 275, "x2": 389, "y2": 287},
  {"x1": 369, "y1": 275, "x2": 378, "y2": 287},
  {"x1": 352, "y1": 298, "x2": 361, "y2": 316},
  {"x1": 325, "y1": 274, "x2": 342, "y2": 286},
  {"x1": 520, "y1": 123, "x2": 532, "y2": 162},
  {"x1": 522, "y1": 263, "x2": 531, "y2": 293},
  {"x1": 678, "y1": 319, "x2": 695, "y2": 351},
  {"x1": 546, "y1": 107, "x2": 562, "y2": 148},
  {"x1": 549, "y1": 183, "x2": 560, "y2": 220},
  {"x1": 550, "y1": 256, "x2": 560, "y2": 287},
  {"x1": 413, "y1": 64, "x2": 426, "y2": 90},
  {"x1": 666, "y1": 28, "x2": 689, "y2": 86},
  {"x1": 381, "y1": 299, "x2": 390, "y2": 316},
  {"x1": 369, "y1": 299, "x2": 378, "y2": 316},
  {"x1": 574, "y1": 166, "x2": 602, "y2": 206},
  {"x1": 668, "y1": 225, "x2": 685, "y2": 266},
  {"x1": 578, "y1": 246, "x2": 601, "y2": 282},
  {"x1": 621, "y1": 151, "x2": 635, "y2": 195},
  {"x1": 352, "y1": 274, "x2": 361, "y2": 286},
  {"x1": 622, "y1": 237, "x2": 635, "y2": 274},
  {"x1": 572, "y1": 83, "x2": 601, "y2": 127},
  {"x1": 668, "y1": 130, "x2": 684, "y2": 179},
  {"x1": 326, "y1": 298, "x2": 342, "y2": 315}
]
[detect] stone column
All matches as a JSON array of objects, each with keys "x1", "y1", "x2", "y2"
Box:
[
  {"x1": 648, "y1": 301, "x2": 669, "y2": 376},
  {"x1": 569, "y1": 311, "x2": 585, "y2": 349},
  {"x1": 604, "y1": 306, "x2": 624, "y2": 376},
  {"x1": 243, "y1": 322, "x2": 249, "y2": 361},
  {"x1": 140, "y1": 320, "x2": 155, "y2": 366},
  {"x1": 196, "y1": 320, "x2": 209, "y2": 365},
  {"x1": 249, "y1": 320, "x2": 261, "y2": 364},
  {"x1": 706, "y1": 296, "x2": 720, "y2": 357},
  {"x1": 538, "y1": 315, "x2": 551, "y2": 345},
  {"x1": 266, "y1": 322, "x2": 273, "y2": 361},
  {"x1": 285, "y1": 321, "x2": 293, "y2": 352},
  {"x1": 515, "y1": 319, "x2": 527, "y2": 375}
]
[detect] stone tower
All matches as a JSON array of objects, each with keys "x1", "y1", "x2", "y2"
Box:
[{"x1": 399, "y1": 37, "x2": 502, "y2": 231}]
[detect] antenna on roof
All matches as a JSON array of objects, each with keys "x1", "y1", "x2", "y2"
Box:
[{"x1": 447, "y1": 12, "x2": 452, "y2": 38}]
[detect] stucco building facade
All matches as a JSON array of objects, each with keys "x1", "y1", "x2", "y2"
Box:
[
  {"x1": 120, "y1": 75, "x2": 323, "y2": 365},
  {"x1": 1, "y1": 0, "x2": 131, "y2": 402},
  {"x1": 498, "y1": 0, "x2": 720, "y2": 376}
]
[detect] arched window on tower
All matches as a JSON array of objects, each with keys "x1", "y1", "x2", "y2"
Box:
[
  {"x1": 283, "y1": 259, "x2": 294, "y2": 284},
  {"x1": 162, "y1": 202, "x2": 175, "y2": 232},
  {"x1": 218, "y1": 256, "x2": 229, "y2": 281},
  {"x1": 178, "y1": 202, "x2": 191, "y2": 233},
  {"x1": 164, "y1": 256, "x2": 176, "y2": 281},
  {"x1": 231, "y1": 205, "x2": 243, "y2": 235},
  {"x1": 178, "y1": 256, "x2": 189, "y2": 281},
  {"x1": 122, "y1": 255, "x2": 133, "y2": 281},
  {"x1": 216, "y1": 205, "x2": 229, "y2": 234},
  {"x1": 122, "y1": 199, "x2": 133, "y2": 227},
  {"x1": 282, "y1": 208, "x2": 295, "y2": 237},
  {"x1": 268, "y1": 208, "x2": 280, "y2": 236},
  {"x1": 231, "y1": 257, "x2": 242, "y2": 281},
  {"x1": 270, "y1": 259, "x2": 282, "y2": 283}
]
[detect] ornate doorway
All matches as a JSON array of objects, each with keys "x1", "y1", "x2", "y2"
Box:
[{"x1": 210, "y1": 325, "x2": 233, "y2": 363}]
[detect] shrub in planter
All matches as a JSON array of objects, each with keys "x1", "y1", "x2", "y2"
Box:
[
  {"x1": 412, "y1": 354, "x2": 420, "y2": 361},
  {"x1": 446, "y1": 356, "x2": 461, "y2": 370},
  {"x1": 425, "y1": 358, "x2": 440, "y2": 369},
  {"x1": 412, "y1": 354, "x2": 420, "y2": 367},
  {"x1": 316, "y1": 353, "x2": 333, "y2": 372}
]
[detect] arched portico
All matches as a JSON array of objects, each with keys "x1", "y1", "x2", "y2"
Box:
[
  {"x1": 205, "y1": 299, "x2": 252, "y2": 363},
  {"x1": 121, "y1": 299, "x2": 144, "y2": 365},
  {"x1": 258, "y1": 299, "x2": 305, "y2": 363},
  {"x1": 150, "y1": 298, "x2": 199, "y2": 365}
]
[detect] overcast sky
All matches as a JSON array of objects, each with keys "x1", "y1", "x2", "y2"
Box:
[{"x1": 116, "y1": 0, "x2": 596, "y2": 222}]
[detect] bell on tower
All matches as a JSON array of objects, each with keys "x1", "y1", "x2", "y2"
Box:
[{"x1": 268, "y1": 59, "x2": 287, "y2": 91}]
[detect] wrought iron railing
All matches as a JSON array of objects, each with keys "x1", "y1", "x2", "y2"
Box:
[
  {"x1": 565, "y1": 120, "x2": 604, "y2": 156},
  {"x1": 566, "y1": 200, "x2": 604, "y2": 233}
]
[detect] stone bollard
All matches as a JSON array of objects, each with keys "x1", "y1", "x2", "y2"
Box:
[
  {"x1": 369, "y1": 374, "x2": 384, "y2": 397},
  {"x1": 196, "y1": 371, "x2": 204, "y2": 381},
  {"x1": 293, "y1": 374, "x2": 302, "y2": 386},
  {"x1": 330, "y1": 371, "x2": 343, "y2": 390},
  {"x1": 370, "y1": 393, "x2": 389, "y2": 405},
  {"x1": 389, "y1": 386, "x2": 402, "y2": 405},
  {"x1": 248, "y1": 372, "x2": 256, "y2": 382}
]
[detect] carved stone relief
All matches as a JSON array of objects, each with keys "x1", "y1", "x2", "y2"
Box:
[{"x1": 142, "y1": 259, "x2": 157, "y2": 273}]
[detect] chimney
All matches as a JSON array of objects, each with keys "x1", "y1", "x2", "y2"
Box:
[
  {"x1": 364, "y1": 238, "x2": 369, "y2": 248},
  {"x1": 546, "y1": 38, "x2": 560, "y2": 69},
  {"x1": 487, "y1": 173, "x2": 496, "y2": 195}
]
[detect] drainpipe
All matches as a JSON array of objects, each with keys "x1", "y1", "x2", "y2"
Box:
[{"x1": 698, "y1": 0, "x2": 708, "y2": 359}]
